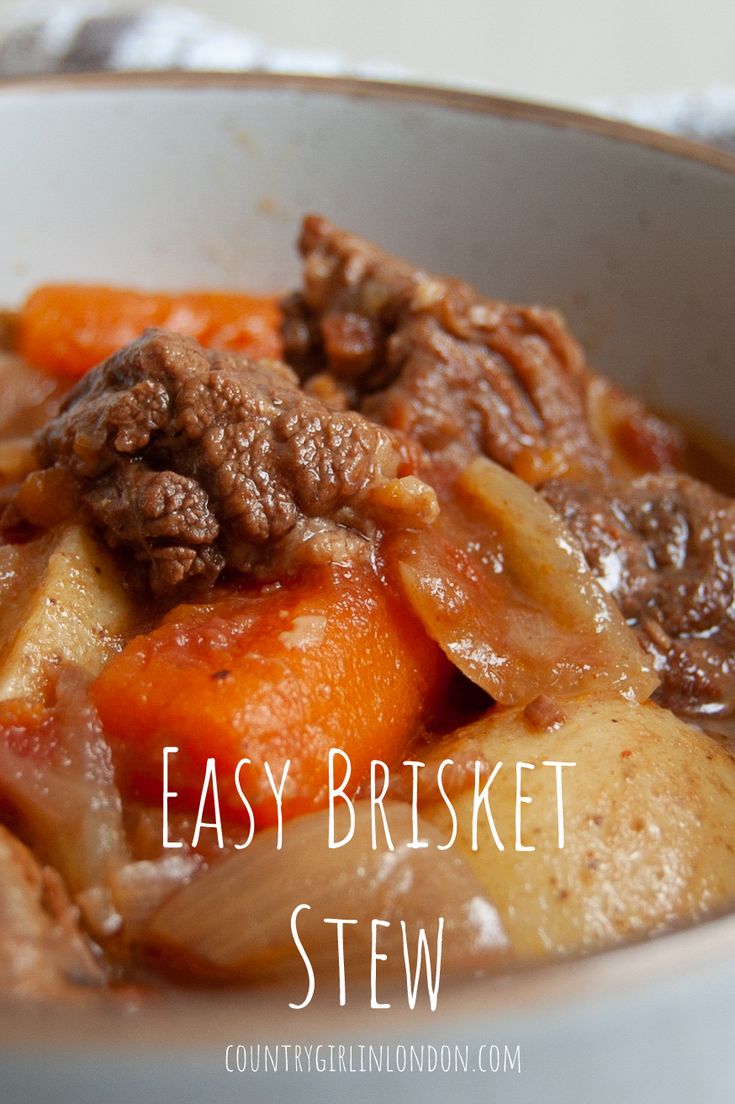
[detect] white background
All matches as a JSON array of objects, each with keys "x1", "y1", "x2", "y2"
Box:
[{"x1": 0, "y1": 0, "x2": 733, "y2": 107}]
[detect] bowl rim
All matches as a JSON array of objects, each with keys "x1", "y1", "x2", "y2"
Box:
[
  {"x1": 1, "y1": 68, "x2": 735, "y2": 178},
  {"x1": 1, "y1": 68, "x2": 735, "y2": 1045}
]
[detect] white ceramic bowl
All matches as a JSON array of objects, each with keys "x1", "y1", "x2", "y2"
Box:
[{"x1": 1, "y1": 73, "x2": 735, "y2": 1104}]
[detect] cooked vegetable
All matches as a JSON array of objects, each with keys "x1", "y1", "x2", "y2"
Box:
[
  {"x1": 0, "y1": 527, "x2": 132, "y2": 932},
  {"x1": 0, "y1": 671, "x2": 129, "y2": 929},
  {"x1": 585, "y1": 377, "x2": 685, "y2": 476},
  {"x1": 419, "y1": 697, "x2": 735, "y2": 957},
  {"x1": 0, "y1": 437, "x2": 38, "y2": 484},
  {"x1": 392, "y1": 457, "x2": 658, "y2": 708},
  {"x1": 0, "y1": 524, "x2": 134, "y2": 703},
  {"x1": 18, "y1": 285, "x2": 284, "y2": 378},
  {"x1": 109, "y1": 853, "x2": 203, "y2": 941},
  {"x1": 0, "y1": 825, "x2": 103, "y2": 996},
  {"x1": 141, "y1": 802, "x2": 508, "y2": 982},
  {"x1": 0, "y1": 351, "x2": 63, "y2": 437},
  {"x1": 94, "y1": 564, "x2": 451, "y2": 825}
]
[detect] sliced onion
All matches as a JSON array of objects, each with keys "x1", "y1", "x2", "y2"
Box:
[
  {"x1": 393, "y1": 457, "x2": 658, "y2": 707},
  {"x1": 0, "y1": 436, "x2": 37, "y2": 485},
  {"x1": 110, "y1": 854, "x2": 203, "y2": 940},
  {"x1": 586, "y1": 377, "x2": 685, "y2": 476},
  {"x1": 0, "y1": 351, "x2": 62, "y2": 438},
  {"x1": 142, "y1": 801, "x2": 508, "y2": 983},
  {"x1": 0, "y1": 671, "x2": 129, "y2": 909},
  {"x1": 0, "y1": 825, "x2": 103, "y2": 996}
]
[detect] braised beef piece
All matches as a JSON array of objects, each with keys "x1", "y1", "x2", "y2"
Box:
[
  {"x1": 542, "y1": 474, "x2": 735, "y2": 720},
  {"x1": 288, "y1": 217, "x2": 735, "y2": 720},
  {"x1": 28, "y1": 331, "x2": 437, "y2": 593},
  {"x1": 286, "y1": 216, "x2": 679, "y2": 481}
]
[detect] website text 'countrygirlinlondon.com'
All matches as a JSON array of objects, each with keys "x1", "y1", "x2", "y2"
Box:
[{"x1": 224, "y1": 1041, "x2": 522, "y2": 1075}]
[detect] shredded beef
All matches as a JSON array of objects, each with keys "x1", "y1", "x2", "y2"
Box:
[
  {"x1": 30, "y1": 330, "x2": 437, "y2": 593},
  {"x1": 287, "y1": 217, "x2": 734, "y2": 719},
  {"x1": 541, "y1": 474, "x2": 735, "y2": 720},
  {"x1": 286, "y1": 216, "x2": 679, "y2": 481}
]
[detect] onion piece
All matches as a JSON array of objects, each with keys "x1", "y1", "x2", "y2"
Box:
[
  {"x1": 110, "y1": 854, "x2": 204, "y2": 941},
  {"x1": 142, "y1": 802, "x2": 508, "y2": 983},
  {"x1": 0, "y1": 825, "x2": 103, "y2": 996},
  {"x1": 0, "y1": 436, "x2": 37, "y2": 485},
  {"x1": 0, "y1": 671, "x2": 129, "y2": 911},
  {"x1": 586, "y1": 377, "x2": 685, "y2": 476},
  {"x1": 393, "y1": 457, "x2": 658, "y2": 707},
  {"x1": 0, "y1": 350, "x2": 63, "y2": 438}
]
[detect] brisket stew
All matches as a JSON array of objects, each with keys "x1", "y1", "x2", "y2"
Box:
[{"x1": 0, "y1": 217, "x2": 734, "y2": 997}]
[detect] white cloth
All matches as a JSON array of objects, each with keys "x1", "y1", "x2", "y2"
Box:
[{"x1": 1, "y1": 4, "x2": 734, "y2": 153}]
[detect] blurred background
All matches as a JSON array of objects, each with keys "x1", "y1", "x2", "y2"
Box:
[{"x1": 0, "y1": 0, "x2": 734, "y2": 143}]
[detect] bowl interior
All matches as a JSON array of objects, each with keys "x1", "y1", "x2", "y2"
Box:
[{"x1": 1, "y1": 76, "x2": 735, "y2": 441}]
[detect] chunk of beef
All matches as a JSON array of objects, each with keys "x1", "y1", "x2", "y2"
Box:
[
  {"x1": 30, "y1": 331, "x2": 437, "y2": 594},
  {"x1": 541, "y1": 474, "x2": 735, "y2": 720},
  {"x1": 286, "y1": 216, "x2": 680, "y2": 481}
]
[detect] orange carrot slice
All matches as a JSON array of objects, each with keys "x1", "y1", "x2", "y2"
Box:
[
  {"x1": 93, "y1": 565, "x2": 450, "y2": 828},
  {"x1": 18, "y1": 285, "x2": 283, "y2": 378}
]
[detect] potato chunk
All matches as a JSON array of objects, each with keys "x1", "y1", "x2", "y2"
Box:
[
  {"x1": 420, "y1": 698, "x2": 735, "y2": 958},
  {"x1": 0, "y1": 525, "x2": 133, "y2": 701}
]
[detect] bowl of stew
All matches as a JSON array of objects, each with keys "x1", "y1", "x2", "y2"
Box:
[{"x1": 1, "y1": 73, "x2": 735, "y2": 1104}]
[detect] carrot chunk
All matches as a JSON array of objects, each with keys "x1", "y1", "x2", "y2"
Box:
[
  {"x1": 18, "y1": 285, "x2": 283, "y2": 378},
  {"x1": 93, "y1": 565, "x2": 449, "y2": 827}
]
